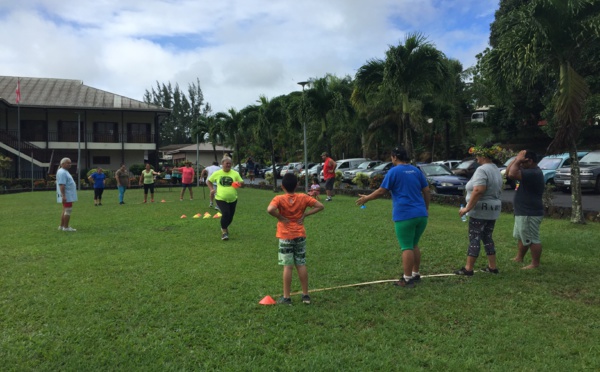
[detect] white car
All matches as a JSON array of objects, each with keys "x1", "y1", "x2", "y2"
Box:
[
  {"x1": 279, "y1": 162, "x2": 303, "y2": 177},
  {"x1": 431, "y1": 160, "x2": 461, "y2": 169}
]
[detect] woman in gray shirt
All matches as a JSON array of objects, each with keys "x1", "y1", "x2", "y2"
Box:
[{"x1": 456, "y1": 144, "x2": 504, "y2": 276}]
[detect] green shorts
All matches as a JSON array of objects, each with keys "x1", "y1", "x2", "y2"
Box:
[
  {"x1": 278, "y1": 237, "x2": 306, "y2": 266},
  {"x1": 394, "y1": 217, "x2": 428, "y2": 251},
  {"x1": 513, "y1": 216, "x2": 543, "y2": 245}
]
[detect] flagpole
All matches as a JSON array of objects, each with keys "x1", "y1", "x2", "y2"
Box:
[{"x1": 17, "y1": 78, "x2": 21, "y2": 179}]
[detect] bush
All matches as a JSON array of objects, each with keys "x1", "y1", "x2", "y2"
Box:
[
  {"x1": 369, "y1": 174, "x2": 384, "y2": 189},
  {"x1": 333, "y1": 171, "x2": 343, "y2": 188},
  {"x1": 33, "y1": 179, "x2": 46, "y2": 189},
  {"x1": 353, "y1": 173, "x2": 370, "y2": 189},
  {"x1": 130, "y1": 164, "x2": 151, "y2": 176},
  {"x1": 265, "y1": 172, "x2": 275, "y2": 185}
]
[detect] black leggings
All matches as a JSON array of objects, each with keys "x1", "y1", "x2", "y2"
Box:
[
  {"x1": 216, "y1": 199, "x2": 237, "y2": 231},
  {"x1": 94, "y1": 188, "x2": 104, "y2": 200},
  {"x1": 143, "y1": 183, "x2": 155, "y2": 194},
  {"x1": 467, "y1": 217, "x2": 497, "y2": 257}
]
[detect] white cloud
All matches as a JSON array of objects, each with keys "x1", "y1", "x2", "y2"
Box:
[{"x1": 1, "y1": 0, "x2": 498, "y2": 112}]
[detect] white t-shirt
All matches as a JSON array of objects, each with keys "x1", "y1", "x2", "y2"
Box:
[
  {"x1": 56, "y1": 168, "x2": 78, "y2": 203},
  {"x1": 205, "y1": 165, "x2": 221, "y2": 185}
]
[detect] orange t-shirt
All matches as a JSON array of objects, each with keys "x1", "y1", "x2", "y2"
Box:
[{"x1": 269, "y1": 193, "x2": 317, "y2": 239}]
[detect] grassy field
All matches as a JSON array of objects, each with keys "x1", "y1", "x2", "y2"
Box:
[{"x1": 1, "y1": 187, "x2": 599, "y2": 371}]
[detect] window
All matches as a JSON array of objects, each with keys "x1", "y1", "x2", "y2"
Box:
[
  {"x1": 127, "y1": 123, "x2": 151, "y2": 143},
  {"x1": 58, "y1": 121, "x2": 83, "y2": 142},
  {"x1": 94, "y1": 122, "x2": 118, "y2": 143},
  {"x1": 21, "y1": 120, "x2": 46, "y2": 141},
  {"x1": 93, "y1": 156, "x2": 110, "y2": 165}
]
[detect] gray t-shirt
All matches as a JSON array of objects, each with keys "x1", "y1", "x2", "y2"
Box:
[
  {"x1": 465, "y1": 163, "x2": 503, "y2": 220},
  {"x1": 514, "y1": 167, "x2": 544, "y2": 216}
]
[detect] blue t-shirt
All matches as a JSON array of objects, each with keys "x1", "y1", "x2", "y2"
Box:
[
  {"x1": 381, "y1": 164, "x2": 429, "y2": 222},
  {"x1": 90, "y1": 172, "x2": 106, "y2": 188}
]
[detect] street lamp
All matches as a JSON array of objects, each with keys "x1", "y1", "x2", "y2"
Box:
[
  {"x1": 298, "y1": 81, "x2": 309, "y2": 193},
  {"x1": 427, "y1": 118, "x2": 434, "y2": 162}
]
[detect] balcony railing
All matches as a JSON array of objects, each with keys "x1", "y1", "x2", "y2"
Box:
[{"x1": 42, "y1": 132, "x2": 157, "y2": 143}]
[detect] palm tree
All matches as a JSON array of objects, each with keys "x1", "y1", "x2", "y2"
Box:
[
  {"x1": 216, "y1": 108, "x2": 247, "y2": 170},
  {"x1": 255, "y1": 95, "x2": 287, "y2": 191},
  {"x1": 484, "y1": 0, "x2": 599, "y2": 223},
  {"x1": 382, "y1": 32, "x2": 448, "y2": 158}
]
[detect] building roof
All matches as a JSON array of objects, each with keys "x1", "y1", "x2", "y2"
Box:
[
  {"x1": 0, "y1": 75, "x2": 170, "y2": 112},
  {"x1": 163, "y1": 143, "x2": 233, "y2": 154}
]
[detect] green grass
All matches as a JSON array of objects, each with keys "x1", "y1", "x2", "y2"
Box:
[{"x1": 1, "y1": 188, "x2": 599, "y2": 371}]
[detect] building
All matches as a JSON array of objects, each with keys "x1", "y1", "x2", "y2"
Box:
[
  {"x1": 161, "y1": 143, "x2": 233, "y2": 168},
  {"x1": 0, "y1": 76, "x2": 170, "y2": 178}
]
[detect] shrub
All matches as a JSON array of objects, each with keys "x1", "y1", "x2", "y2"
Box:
[
  {"x1": 129, "y1": 164, "x2": 151, "y2": 176},
  {"x1": 333, "y1": 171, "x2": 343, "y2": 188},
  {"x1": 33, "y1": 179, "x2": 46, "y2": 189},
  {"x1": 265, "y1": 172, "x2": 274, "y2": 185},
  {"x1": 369, "y1": 174, "x2": 384, "y2": 189},
  {"x1": 353, "y1": 173, "x2": 370, "y2": 189}
]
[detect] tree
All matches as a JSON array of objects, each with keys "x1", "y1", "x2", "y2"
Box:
[
  {"x1": 483, "y1": 0, "x2": 600, "y2": 223},
  {"x1": 216, "y1": 108, "x2": 247, "y2": 169},
  {"x1": 255, "y1": 95, "x2": 288, "y2": 192},
  {"x1": 382, "y1": 33, "x2": 448, "y2": 158},
  {"x1": 144, "y1": 80, "x2": 207, "y2": 146}
]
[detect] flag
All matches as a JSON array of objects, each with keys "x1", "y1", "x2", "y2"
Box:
[{"x1": 15, "y1": 79, "x2": 21, "y2": 104}]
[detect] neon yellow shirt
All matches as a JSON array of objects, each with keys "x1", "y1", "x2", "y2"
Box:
[
  {"x1": 142, "y1": 169, "x2": 155, "y2": 184},
  {"x1": 209, "y1": 169, "x2": 243, "y2": 202}
]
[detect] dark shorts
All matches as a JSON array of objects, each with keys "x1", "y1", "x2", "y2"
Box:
[
  {"x1": 181, "y1": 183, "x2": 193, "y2": 189},
  {"x1": 325, "y1": 178, "x2": 334, "y2": 191},
  {"x1": 143, "y1": 183, "x2": 155, "y2": 194}
]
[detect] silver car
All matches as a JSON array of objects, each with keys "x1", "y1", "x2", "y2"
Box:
[{"x1": 343, "y1": 160, "x2": 383, "y2": 182}]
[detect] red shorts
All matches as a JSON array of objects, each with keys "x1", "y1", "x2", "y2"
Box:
[{"x1": 62, "y1": 202, "x2": 73, "y2": 208}]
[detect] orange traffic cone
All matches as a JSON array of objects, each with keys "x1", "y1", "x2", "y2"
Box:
[
  {"x1": 259, "y1": 295, "x2": 276, "y2": 305},
  {"x1": 180, "y1": 214, "x2": 187, "y2": 219},
  {"x1": 161, "y1": 199, "x2": 166, "y2": 203},
  {"x1": 193, "y1": 213, "x2": 201, "y2": 218},
  {"x1": 213, "y1": 212, "x2": 222, "y2": 218}
]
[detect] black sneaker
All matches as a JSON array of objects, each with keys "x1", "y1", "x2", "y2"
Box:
[
  {"x1": 277, "y1": 297, "x2": 292, "y2": 305},
  {"x1": 221, "y1": 233, "x2": 229, "y2": 240},
  {"x1": 119, "y1": 201, "x2": 124, "y2": 205},
  {"x1": 480, "y1": 266, "x2": 499, "y2": 274},
  {"x1": 393, "y1": 277, "x2": 415, "y2": 288},
  {"x1": 412, "y1": 274, "x2": 421, "y2": 282},
  {"x1": 301, "y1": 294, "x2": 311, "y2": 304},
  {"x1": 455, "y1": 267, "x2": 474, "y2": 276}
]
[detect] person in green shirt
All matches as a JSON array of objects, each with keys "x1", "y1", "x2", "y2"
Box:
[
  {"x1": 139, "y1": 163, "x2": 161, "y2": 203},
  {"x1": 208, "y1": 157, "x2": 244, "y2": 240}
]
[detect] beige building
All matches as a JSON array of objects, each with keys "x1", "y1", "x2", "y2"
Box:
[{"x1": 0, "y1": 75, "x2": 170, "y2": 178}]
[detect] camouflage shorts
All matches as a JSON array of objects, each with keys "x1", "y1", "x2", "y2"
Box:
[{"x1": 278, "y1": 237, "x2": 306, "y2": 266}]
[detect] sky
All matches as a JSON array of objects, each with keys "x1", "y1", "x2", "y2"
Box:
[{"x1": 0, "y1": 0, "x2": 499, "y2": 113}]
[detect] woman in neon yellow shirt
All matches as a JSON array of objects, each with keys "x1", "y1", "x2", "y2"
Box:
[
  {"x1": 139, "y1": 163, "x2": 161, "y2": 203},
  {"x1": 208, "y1": 157, "x2": 244, "y2": 240}
]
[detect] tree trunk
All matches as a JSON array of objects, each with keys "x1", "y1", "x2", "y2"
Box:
[
  {"x1": 271, "y1": 151, "x2": 278, "y2": 193},
  {"x1": 569, "y1": 144, "x2": 585, "y2": 224},
  {"x1": 445, "y1": 120, "x2": 450, "y2": 160}
]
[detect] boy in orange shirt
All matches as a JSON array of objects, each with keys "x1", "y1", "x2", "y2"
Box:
[{"x1": 267, "y1": 173, "x2": 324, "y2": 304}]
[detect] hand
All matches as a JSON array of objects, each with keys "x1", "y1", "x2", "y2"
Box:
[
  {"x1": 459, "y1": 207, "x2": 468, "y2": 217},
  {"x1": 516, "y1": 150, "x2": 527, "y2": 162},
  {"x1": 356, "y1": 194, "x2": 367, "y2": 206}
]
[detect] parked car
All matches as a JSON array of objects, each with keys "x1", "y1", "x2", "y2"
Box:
[
  {"x1": 264, "y1": 164, "x2": 286, "y2": 179},
  {"x1": 416, "y1": 163, "x2": 468, "y2": 195},
  {"x1": 499, "y1": 156, "x2": 517, "y2": 189},
  {"x1": 555, "y1": 150, "x2": 600, "y2": 193},
  {"x1": 431, "y1": 160, "x2": 461, "y2": 170},
  {"x1": 299, "y1": 163, "x2": 320, "y2": 179},
  {"x1": 452, "y1": 158, "x2": 480, "y2": 179},
  {"x1": 361, "y1": 162, "x2": 395, "y2": 179},
  {"x1": 280, "y1": 162, "x2": 303, "y2": 177},
  {"x1": 233, "y1": 163, "x2": 247, "y2": 175},
  {"x1": 319, "y1": 158, "x2": 370, "y2": 181},
  {"x1": 343, "y1": 160, "x2": 383, "y2": 182},
  {"x1": 536, "y1": 152, "x2": 589, "y2": 185}
]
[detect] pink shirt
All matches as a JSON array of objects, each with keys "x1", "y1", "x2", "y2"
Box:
[{"x1": 176, "y1": 167, "x2": 195, "y2": 184}]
